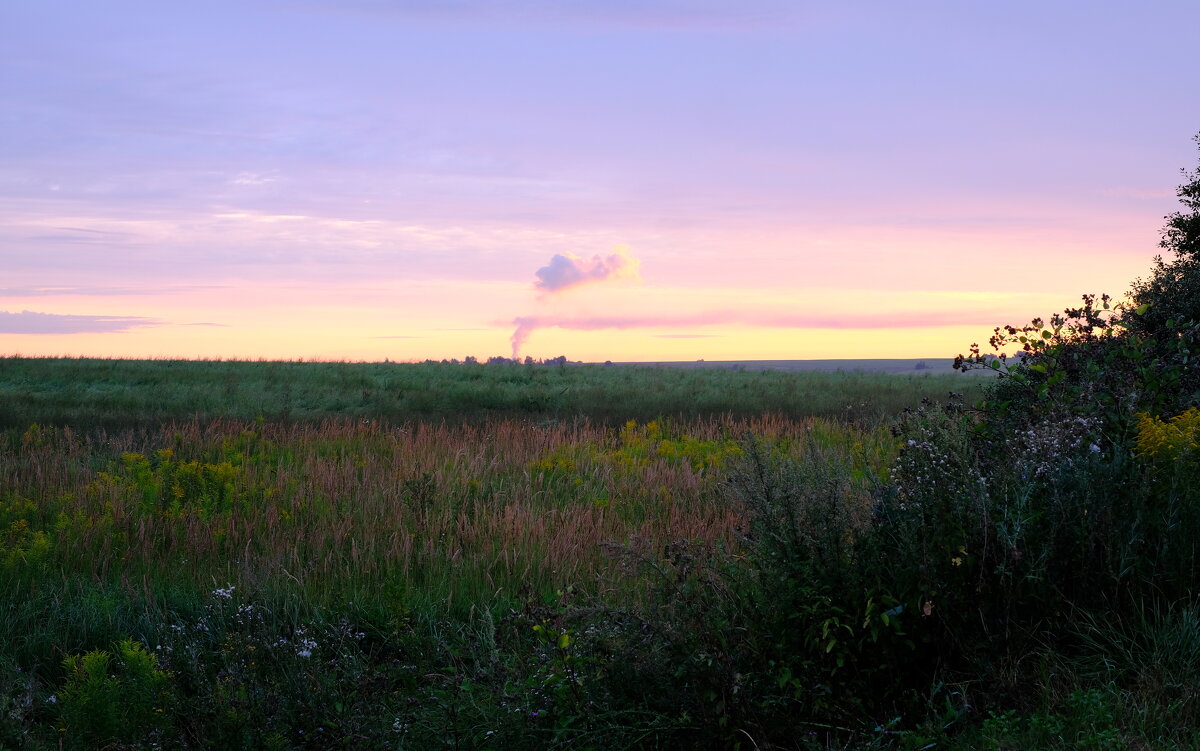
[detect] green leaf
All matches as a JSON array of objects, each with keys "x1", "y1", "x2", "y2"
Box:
[{"x1": 1136, "y1": 303, "x2": 1152, "y2": 315}]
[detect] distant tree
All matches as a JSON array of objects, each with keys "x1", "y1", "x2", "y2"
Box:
[
  {"x1": 1124, "y1": 132, "x2": 1200, "y2": 339},
  {"x1": 956, "y1": 133, "x2": 1200, "y2": 420}
]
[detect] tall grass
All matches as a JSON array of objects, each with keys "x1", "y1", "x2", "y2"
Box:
[
  {"x1": 4, "y1": 414, "x2": 900, "y2": 605},
  {"x1": 1, "y1": 406, "x2": 903, "y2": 748}
]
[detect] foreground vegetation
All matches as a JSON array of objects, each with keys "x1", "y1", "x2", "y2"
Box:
[{"x1": 4, "y1": 136, "x2": 1200, "y2": 749}]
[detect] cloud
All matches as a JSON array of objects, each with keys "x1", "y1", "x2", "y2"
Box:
[
  {"x1": 0, "y1": 285, "x2": 221, "y2": 297},
  {"x1": 0, "y1": 310, "x2": 161, "y2": 334},
  {"x1": 533, "y1": 248, "x2": 640, "y2": 294},
  {"x1": 509, "y1": 309, "x2": 1005, "y2": 358},
  {"x1": 230, "y1": 172, "x2": 276, "y2": 186},
  {"x1": 317, "y1": 0, "x2": 801, "y2": 30}
]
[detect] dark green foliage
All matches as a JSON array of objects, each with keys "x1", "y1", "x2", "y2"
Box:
[
  {"x1": 855, "y1": 133, "x2": 1200, "y2": 748},
  {"x1": 1126, "y1": 132, "x2": 1200, "y2": 339}
]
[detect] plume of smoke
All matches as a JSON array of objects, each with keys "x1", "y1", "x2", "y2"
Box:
[
  {"x1": 511, "y1": 316, "x2": 538, "y2": 359},
  {"x1": 533, "y1": 248, "x2": 640, "y2": 295},
  {"x1": 509, "y1": 308, "x2": 1010, "y2": 359},
  {"x1": 511, "y1": 247, "x2": 643, "y2": 357}
]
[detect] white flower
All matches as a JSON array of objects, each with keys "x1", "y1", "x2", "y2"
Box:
[{"x1": 212, "y1": 585, "x2": 235, "y2": 600}]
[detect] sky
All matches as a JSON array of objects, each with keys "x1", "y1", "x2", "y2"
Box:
[{"x1": 3, "y1": 1, "x2": 1199, "y2": 363}]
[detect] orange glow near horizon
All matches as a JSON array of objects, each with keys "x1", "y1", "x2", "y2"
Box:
[
  {"x1": 0, "y1": 232, "x2": 1162, "y2": 364},
  {"x1": 3, "y1": 2, "x2": 1197, "y2": 364}
]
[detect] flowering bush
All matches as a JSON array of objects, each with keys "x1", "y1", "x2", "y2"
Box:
[{"x1": 1135, "y1": 408, "x2": 1200, "y2": 460}]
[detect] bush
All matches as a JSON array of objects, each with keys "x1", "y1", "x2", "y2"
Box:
[
  {"x1": 58, "y1": 639, "x2": 174, "y2": 749},
  {"x1": 871, "y1": 131, "x2": 1200, "y2": 744}
]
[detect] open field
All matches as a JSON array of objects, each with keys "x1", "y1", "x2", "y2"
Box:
[
  {"x1": 0, "y1": 356, "x2": 984, "y2": 429},
  {"x1": 2, "y1": 357, "x2": 1198, "y2": 749},
  {"x1": 615, "y1": 358, "x2": 970, "y2": 375}
]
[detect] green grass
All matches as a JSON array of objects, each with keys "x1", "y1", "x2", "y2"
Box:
[
  {"x1": 3, "y1": 356, "x2": 1193, "y2": 749},
  {"x1": 0, "y1": 355, "x2": 984, "y2": 429}
]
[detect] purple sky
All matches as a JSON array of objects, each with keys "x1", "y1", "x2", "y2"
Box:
[{"x1": 3, "y1": 1, "x2": 1199, "y2": 360}]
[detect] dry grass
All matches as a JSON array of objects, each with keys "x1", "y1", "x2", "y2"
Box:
[{"x1": 6, "y1": 415, "x2": 893, "y2": 612}]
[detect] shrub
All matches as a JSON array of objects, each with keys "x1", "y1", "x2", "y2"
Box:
[{"x1": 58, "y1": 639, "x2": 173, "y2": 749}]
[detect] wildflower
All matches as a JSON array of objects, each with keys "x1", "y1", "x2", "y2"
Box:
[
  {"x1": 295, "y1": 631, "x2": 318, "y2": 658},
  {"x1": 212, "y1": 585, "x2": 235, "y2": 600}
]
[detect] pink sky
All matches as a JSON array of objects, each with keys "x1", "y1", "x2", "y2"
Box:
[{"x1": 3, "y1": 1, "x2": 1198, "y2": 362}]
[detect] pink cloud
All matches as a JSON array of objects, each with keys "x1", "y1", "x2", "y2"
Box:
[
  {"x1": 0, "y1": 309, "x2": 161, "y2": 334},
  {"x1": 509, "y1": 308, "x2": 1006, "y2": 358},
  {"x1": 533, "y1": 248, "x2": 640, "y2": 294}
]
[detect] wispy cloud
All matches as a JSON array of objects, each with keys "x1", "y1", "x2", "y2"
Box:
[
  {"x1": 533, "y1": 248, "x2": 640, "y2": 295},
  {"x1": 54, "y1": 226, "x2": 135, "y2": 237},
  {"x1": 0, "y1": 310, "x2": 161, "y2": 334},
  {"x1": 0, "y1": 285, "x2": 221, "y2": 297},
  {"x1": 510, "y1": 309, "x2": 1007, "y2": 358},
  {"x1": 319, "y1": 0, "x2": 803, "y2": 30}
]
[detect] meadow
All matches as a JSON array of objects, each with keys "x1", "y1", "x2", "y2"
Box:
[
  {"x1": 0, "y1": 356, "x2": 974, "y2": 430},
  {"x1": 1, "y1": 353, "x2": 1198, "y2": 749}
]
